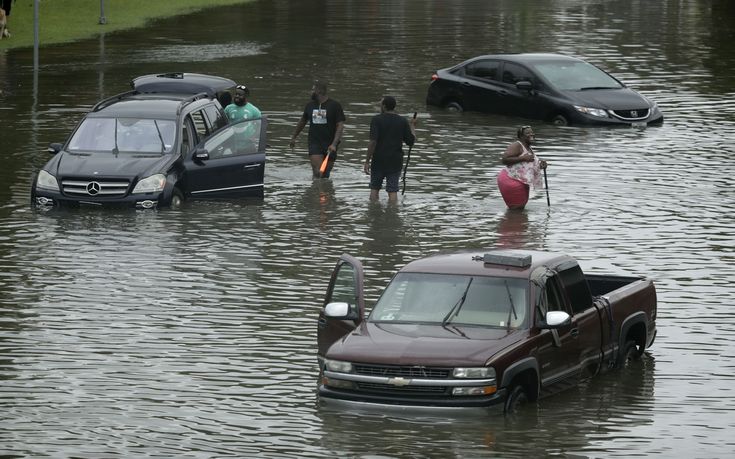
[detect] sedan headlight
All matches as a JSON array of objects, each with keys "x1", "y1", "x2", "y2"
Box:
[
  {"x1": 324, "y1": 359, "x2": 353, "y2": 373},
  {"x1": 453, "y1": 367, "x2": 495, "y2": 379},
  {"x1": 36, "y1": 170, "x2": 59, "y2": 191},
  {"x1": 574, "y1": 105, "x2": 609, "y2": 118},
  {"x1": 132, "y1": 174, "x2": 166, "y2": 194}
]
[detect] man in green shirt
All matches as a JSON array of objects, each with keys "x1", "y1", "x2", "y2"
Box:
[{"x1": 224, "y1": 84, "x2": 261, "y2": 121}]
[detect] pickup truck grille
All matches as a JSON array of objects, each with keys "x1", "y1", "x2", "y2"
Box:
[
  {"x1": 61, "y1": 179, "x2": 130, "y2": 197},
  {"x1": 356, "y1": 381, "x2": 449, "y2": 395},
  {"x1": 353, "y1": 363, "x2": 451, "y2": 379}
]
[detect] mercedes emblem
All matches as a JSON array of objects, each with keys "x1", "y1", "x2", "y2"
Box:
[{"x1": 87, "y1": 181, "x2": 101, "y2": 195}]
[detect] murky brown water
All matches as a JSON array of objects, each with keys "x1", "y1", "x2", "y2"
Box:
[{"x1": 1, "y1": 0, "x2": 734, "y2": 457}]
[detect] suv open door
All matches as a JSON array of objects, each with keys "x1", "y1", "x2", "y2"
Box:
[{"x1": 317, "y1": 254, "x2": 366, "y2": 357}]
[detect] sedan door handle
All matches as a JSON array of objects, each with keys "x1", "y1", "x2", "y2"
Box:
[{"x1": 570, "y1": 328, "x2": 579, "y2": 338}]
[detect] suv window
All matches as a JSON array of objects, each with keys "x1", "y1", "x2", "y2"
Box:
[
  {"x1": 202, "y1": 119, "x2": 262, "y2": 160},
  {"x1": 190, "y1": 109, "x2": 210, "y2": 139},
  {"x1": 465, "y1": 60, "x2": 500, "y2": 81},
  {"x1": 502, "y1": 62, "x2": 536, "y2": 85},
  {"x1": 204, "y1": 104, "x2": 228, "y2": 131}
]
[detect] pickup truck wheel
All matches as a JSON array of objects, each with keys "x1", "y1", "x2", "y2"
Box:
[
  {"x1": 621, "y1": 340, "x2": 641, "y2": 368},
  {"x1": 504, "y1": 384, "x2": 529, "y2": 414}
]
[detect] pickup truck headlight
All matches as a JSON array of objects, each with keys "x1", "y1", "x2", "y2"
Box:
[
  {"x1": 37, "y1": 170, "x2": 60, "y2": 192},
  {"x1": 132, "y1": 174, "x2": 166, "y2": 194},
  {"x1": 324, "y1": 359, "x2": 353, "y2": 373},
  {"x1": 574, "y1": 105, "x2": 609, "y2": 118},
  {"x1": 453, "y1": 367, "x2": 495, "y2": 379}
]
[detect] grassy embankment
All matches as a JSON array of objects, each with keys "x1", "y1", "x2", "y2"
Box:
[{"x1": 0, "y1": 0, "x2": 253, "y2": 51}]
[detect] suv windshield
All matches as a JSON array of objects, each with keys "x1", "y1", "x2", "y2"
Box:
[
  {"x1": 67, "y1": 117, "x2": 176, "y2": 154},
  {"x1": 531, "y1": 60, "x2": 623, "y2": 91},
  {"x1": 369, "y1": 273, "x2": 528, "y2": 328}
]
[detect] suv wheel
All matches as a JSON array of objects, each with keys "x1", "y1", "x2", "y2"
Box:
[
  {"x1": 445, "y1": 101, "x2": 464, "y2": 113},
  {"x1": 552, "y1": 114, "x2": 569, "y2": 126},
  {"x1": 170, "y1": 188, "x2": 185, "y2": 209}
]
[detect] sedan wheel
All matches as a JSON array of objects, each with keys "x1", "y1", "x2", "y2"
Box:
[{"x1": 445, "y1": 101, "x2": 464, "y2": 113}]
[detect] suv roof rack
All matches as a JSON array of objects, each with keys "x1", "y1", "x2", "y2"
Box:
[
  {"x1": 176, "y1": 92, "x2": 210, "y2": 115},
  {"x1": 91, "y1": 90, "x2": 139, "y2": 112}
]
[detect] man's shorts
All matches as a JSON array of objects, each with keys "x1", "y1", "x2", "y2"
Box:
[
  {"x1": 370, "y1": 169, "x2": 401, "y2": 192},
  {"x1": 308, "y1": 143, "x2": 337, "y2": 160}
]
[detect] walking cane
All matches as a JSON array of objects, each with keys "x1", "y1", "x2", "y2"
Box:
[
  {"x1": 543, "y1": 168, "x2": 550, "y2": 206},
  {"x1": 401, "y1": 112, "x2": 418, "y2": 195}
]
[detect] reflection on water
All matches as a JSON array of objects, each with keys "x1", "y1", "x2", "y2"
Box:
[{"x1": 1, "y1": 0, "x2": 735, "y2": 457}]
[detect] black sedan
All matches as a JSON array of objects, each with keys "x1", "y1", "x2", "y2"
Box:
[{"x1": 426, "y1": 53, "x2": 663, "y2": 126}]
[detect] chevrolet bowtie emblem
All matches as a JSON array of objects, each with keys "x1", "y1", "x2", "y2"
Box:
[{"x1": 388, "y1": 377, "x2": 410, "y2": 386}]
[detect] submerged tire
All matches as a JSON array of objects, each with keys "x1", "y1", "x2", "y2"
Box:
[
  {"x1": 170, "y1": 188, "x2": 185, "y2": 209},
  {"x1": 504, "y1": 384, "x2": 529, "y2": 414},
  {"x1": 445, "y1": 101, "x2": 464, "y2": 113},
  {"x1": 552, "y1": 114, "x2": 569, "y2": 126},
  {"x1": 620, "y1": 340, "x2": 641, "y2": 369}
]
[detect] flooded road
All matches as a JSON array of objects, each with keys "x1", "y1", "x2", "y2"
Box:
[{"x1": 1, "y1": 0, "x2": 734, "y2": 457}]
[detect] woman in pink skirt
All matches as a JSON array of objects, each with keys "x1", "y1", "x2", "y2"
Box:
[{"x1": 497, "y1": 125, "x2": 547, "y2": 210}]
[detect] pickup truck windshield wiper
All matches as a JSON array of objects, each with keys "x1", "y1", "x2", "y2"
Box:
[
  {"x1": 504, "y1": 280, "x2": 518, "y2": 331},
  {"x1": 442, "y1": 277, "x2": 473, "y2": 326}
]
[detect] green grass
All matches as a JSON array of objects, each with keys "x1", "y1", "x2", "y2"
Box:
[{"x1": 0, "y1": 0, "x2": 253, "y2": 50}]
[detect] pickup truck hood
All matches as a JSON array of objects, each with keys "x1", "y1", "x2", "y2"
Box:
[
  {"x1": 51, "y1": 151, "x2": 170, "y2": 179},
  {"x1": 326, "y1": 321, "x2": 525, "y2": 367},
  {"x1": 568, "y1": 87, "x2": 651, "y2": 110}
]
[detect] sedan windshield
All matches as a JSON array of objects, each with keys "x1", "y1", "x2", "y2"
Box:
[
  {"x1": 369, "y1": 273, "x2": 528, "y2": 328},
  {"x1": 531, "y1": 60, "x2": 623, "y2": 91},
  {"x1": 67, "y1": 117, "x2": 176, "y2": 154}
]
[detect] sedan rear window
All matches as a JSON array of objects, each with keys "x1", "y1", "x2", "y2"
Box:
[
  {"x1": 531, "y1": 61, "x2": 623, "y2": 91},
  {"x1": 369, "y1": 273, "x2": 528, "y2": 328},
  {"x1": 68, "y1": 117, "x2": 176, "y2": 154}
]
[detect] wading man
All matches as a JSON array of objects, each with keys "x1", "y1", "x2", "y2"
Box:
[
  {"x1": 289, "y1": 80, "x2": 345, "y2": 179},
  {"x1": 364, "y1": 96, "x2": 416, "y2": 202}
]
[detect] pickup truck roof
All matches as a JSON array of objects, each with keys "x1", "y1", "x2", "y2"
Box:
[{"x1": 401, "y1": 249, "x2": 573, "y2": 278}]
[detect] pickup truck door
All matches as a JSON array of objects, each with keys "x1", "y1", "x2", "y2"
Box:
[
  {"x1": 536, "y1": 275, "x2": 581, "y2": 387},
  {"x1": 317, "y1": 254, "x2": 366, "y2": 357},
  {"x1": 184, "y1": 116, "x2": 267, "y2": 199}
]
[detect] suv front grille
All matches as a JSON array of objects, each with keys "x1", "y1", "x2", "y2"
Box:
[
  {"x1": 61, "y1": 179, "x2": 130, "y2": 197},
  {"x1": 353, "y1": 363, "x2": 451, "y2": 379},
  {"x1": 611, "y1": 108, "x2": 649, "y2": 120}
]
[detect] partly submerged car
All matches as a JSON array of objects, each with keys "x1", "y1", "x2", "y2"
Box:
[
  {"x1": 426, "y1": 53, "x2": 663, "y2": 126},
  {"x1": 31, "y1": 72, "x2": 267, "y2": 209}
]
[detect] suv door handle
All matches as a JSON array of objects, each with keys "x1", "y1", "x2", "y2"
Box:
[
  {"x1": 570, "y1": 328, "x2": 579, "y2": 338},
  {"x1": 243, "y1": 164, "x2": 260, "y2": 170}
]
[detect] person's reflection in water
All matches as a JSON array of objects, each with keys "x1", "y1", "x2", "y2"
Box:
[
  {"x1": 496, "y1": 209, "x2": 530, "y2": 249},
  {"x1": 363, "y1": 201, "x2": 415, "y2": 272},
  {"x1": 302, "y1": 179, "x2": 336, "y2": 231}
]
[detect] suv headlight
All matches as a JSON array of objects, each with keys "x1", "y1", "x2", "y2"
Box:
[
  {"x1": 453, "y1": 367, "x2": 495, "y2": 379},
  {"x1": 132, "y1": 174, "x2": 166, "y2": 194},
  {"x1": 574, "y1": 105, "x2": 609, "y2": 118},
  {"x1": 324, "y1": 359, "x2": 353, "y2": 373},
  {"x1": 36, "y1": 170, "x2": 60, "y2": 191}
]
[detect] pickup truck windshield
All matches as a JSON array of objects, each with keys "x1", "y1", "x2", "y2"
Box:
[
  {"x1": 67, "y1": 117, "x2": 176, "y2": 154},
  {"x1": 370, "y1": 273, "x2": 528, "y2": 328}
]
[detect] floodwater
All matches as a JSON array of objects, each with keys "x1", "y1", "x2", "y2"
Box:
[{"x1": 1, "y1": 0, "x2": 734, "y2": 457}]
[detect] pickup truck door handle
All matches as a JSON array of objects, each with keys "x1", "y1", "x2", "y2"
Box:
[
  {"x1": 317, "y1": 317, "x2": 327, "y2": 329},
  {"x1": 570, "y1": 328, "x2": 579, "y2": 338}
]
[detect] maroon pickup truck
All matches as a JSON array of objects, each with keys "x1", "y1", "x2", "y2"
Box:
[{"x1": 316, "y1": 250, "x2": 657, "y2": 413}]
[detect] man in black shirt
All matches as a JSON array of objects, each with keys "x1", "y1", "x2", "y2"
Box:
[
  {"x1": 364, "y1": 96, "x2": 417, "y2": 202},
  {"x1": 290, "y1": 80, "x2": 346, "y2": 178}
]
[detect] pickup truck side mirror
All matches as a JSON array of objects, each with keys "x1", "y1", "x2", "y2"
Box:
[
  {"x1": 324, "y1": 302, "x2": 355, "y2": 319},
  {"x1": 48, "y1": 143, "x2": 63, "y2": 154},
  {"x1": 538, "y1": 310, "x2": 571, "y2": 329},
  {"x1": 193, "y1": 148, "x2": 210, "y2": 162}
]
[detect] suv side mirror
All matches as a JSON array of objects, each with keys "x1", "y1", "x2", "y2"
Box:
[
  {"x1": 538, "y1": 310, "x2": 571, "y2": 329},
  {"x1": 193, "y1": 148, "x2": 209, "y2": 162},
  {"x1": 48, "y1": 143, "x2": 63, "y2": 155}
]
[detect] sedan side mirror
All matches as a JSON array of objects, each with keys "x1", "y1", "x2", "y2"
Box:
[
  {"x1": 47, "y1": 143, "x2": 63, "y2": 154},
  {"x1": 193, "y1": 148, "x2": 210, "y2": 162},
  {"x1": 516, "y1": 81, "x2": 534, "y2": 92},
  {"x1": 538, "y1": 310, "x2": 571, "y2": 329}
]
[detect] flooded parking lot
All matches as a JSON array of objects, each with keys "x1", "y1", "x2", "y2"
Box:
[{"x1": 1, "y1": 0, "x2": 734, "y2": 457}]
